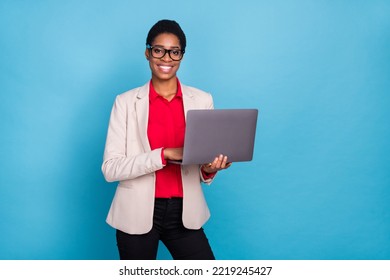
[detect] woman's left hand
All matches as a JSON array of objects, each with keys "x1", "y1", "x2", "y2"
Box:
[{"x1": 201, "y1": 154, "x2": 232, "y2": 174}]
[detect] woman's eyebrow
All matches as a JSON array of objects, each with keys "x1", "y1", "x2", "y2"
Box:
[{"x1": 152, "y1": 44, "x2": 181, "y2": 49}]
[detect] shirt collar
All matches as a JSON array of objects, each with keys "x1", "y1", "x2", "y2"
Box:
[{"x1": 149, "y1": 78, "x2": 182, "y2": 103}]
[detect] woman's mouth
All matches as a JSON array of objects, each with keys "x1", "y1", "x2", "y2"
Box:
[{"x1": 158, "y1": 65, "x2": 173, "y2": 73}]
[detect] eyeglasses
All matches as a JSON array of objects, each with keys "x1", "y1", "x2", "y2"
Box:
[{"x1": 147, "y1": 45, "x2": 185, "y2": 61}]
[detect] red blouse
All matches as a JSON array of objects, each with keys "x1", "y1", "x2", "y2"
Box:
[{"x1": 147, "y1": 79, "x2": 185, "y2": 198}]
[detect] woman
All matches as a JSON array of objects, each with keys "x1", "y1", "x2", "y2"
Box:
[{"x1": 102, "y1": 19, "x2": 230, "y2": 260}]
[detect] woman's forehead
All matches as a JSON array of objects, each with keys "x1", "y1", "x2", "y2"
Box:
[{"x1": 152, "y1": 33, "x2": 181, "y2": 47}]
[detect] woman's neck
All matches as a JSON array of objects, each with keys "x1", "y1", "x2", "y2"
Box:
[{"x1": 151, "y1": 77, "x2": 177, "y2": 101}]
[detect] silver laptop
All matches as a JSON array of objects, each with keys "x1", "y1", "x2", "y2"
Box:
[{"x1": 170, "y1": 109, "x2": 258, "y2": 165}]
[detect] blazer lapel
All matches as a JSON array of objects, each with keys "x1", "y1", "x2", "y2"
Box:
[
  {"x1": 182, "y1": 85, "x2": 196, "y2": 120},
  {"x1": 135, "y1": 83, "x2": 151, "y2": 152}
]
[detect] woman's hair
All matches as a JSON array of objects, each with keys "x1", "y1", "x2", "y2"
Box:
[{"x1": 146, "y1": 20, "x2": 186, "y2": 52}]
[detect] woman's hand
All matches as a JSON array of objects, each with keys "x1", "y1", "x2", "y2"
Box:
[
  {"x1": 201, "y1": 154, "x2": 232, "y2": 174},
  {"x1": 163, "y1": 148, "x2": 183, "y2": 161}
]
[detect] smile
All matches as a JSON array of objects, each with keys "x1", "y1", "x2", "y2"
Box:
[{"x1": 158, "y1": 65, "x2": 173, "y2": 72}]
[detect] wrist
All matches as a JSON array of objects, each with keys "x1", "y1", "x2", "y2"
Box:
[
  {"x1": 201, "y1": 164, "x2": 214, "y2": 174},
  {"x1": 161, "y1": 148, "x2": 167, "y2": 165},
  {"x1": 201, "y1": 166, "x2": 217, "y2": 179}
]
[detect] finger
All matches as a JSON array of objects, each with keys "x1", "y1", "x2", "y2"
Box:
[
  {"x1": 210, "y1": 156, "x2": 219, "y2": 168},
  {"x1": 220, "y1": 156, "x2": 228, "y2": 168},
  {"x1": 218, "y1": 155, "x2": 228, "y2": 168},
  {"x1": 214, "y1": 155, "x2": 224, "y2": 169},
  {"x1": 218, "y1": 156, "x2": 225, "y2": 169}
]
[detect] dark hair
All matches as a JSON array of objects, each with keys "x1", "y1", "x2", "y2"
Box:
[{"x1": 146, "y1": 20, "x2": 186, "y2": 52}]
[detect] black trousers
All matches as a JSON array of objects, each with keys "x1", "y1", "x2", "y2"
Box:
[{"x1": 116, "y1": 197, "x2": 215, "y2": 260}]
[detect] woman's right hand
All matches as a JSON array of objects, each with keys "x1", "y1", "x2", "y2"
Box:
[{"x1": 163, "y1": 148, "x2": 183, "y2": 161}]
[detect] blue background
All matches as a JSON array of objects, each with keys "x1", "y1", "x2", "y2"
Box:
[{"x1": 1, "y1": 0, "x2": 389, "y2": 260}]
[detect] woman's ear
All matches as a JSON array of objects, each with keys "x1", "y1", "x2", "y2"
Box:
[{"x1": 145, "y1": 49, "x2": 150, "y2": 60}]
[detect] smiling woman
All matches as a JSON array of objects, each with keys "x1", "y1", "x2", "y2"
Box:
[
  {"x1": 1, "y1": 1, "x2": 389, "y2": 262},
  {"x1": 101, "y1": 19, "x2": 231, "y2": 260}
]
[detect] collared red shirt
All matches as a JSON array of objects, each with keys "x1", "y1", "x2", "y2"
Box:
[{"x1": 147, "y1": 79, "x2": 185, "y2": 198}]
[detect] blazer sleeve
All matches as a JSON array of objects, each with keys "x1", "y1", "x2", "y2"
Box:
[{"x1": 101, "y1": 94, "x2": 163, "y2": 183}]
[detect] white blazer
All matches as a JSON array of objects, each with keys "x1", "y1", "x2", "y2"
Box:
[{"x1": 102, "y1": 82, "x2": 215, "y2": 235}]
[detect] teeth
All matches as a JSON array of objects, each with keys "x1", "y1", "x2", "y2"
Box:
[{"x1": 159, "y1": 66, "x2": 172, "y2": 70}]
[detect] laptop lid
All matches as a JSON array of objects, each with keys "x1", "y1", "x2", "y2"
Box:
[{"x1": 178, "y1": 109, "x2": 258, "y2": 165}]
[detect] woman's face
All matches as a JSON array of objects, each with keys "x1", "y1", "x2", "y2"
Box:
[{"x1": 145, "y1": 33, "x2": 183, "y2": 82}]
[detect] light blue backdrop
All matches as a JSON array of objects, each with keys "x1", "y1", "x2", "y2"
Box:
[{"x1": 1, "y1": 0, "x2": 389, "y2": 260}]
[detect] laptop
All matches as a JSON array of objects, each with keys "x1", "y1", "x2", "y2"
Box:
[{"x1": 169, "y1": 109, "x2": 258, "y2": 165}]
